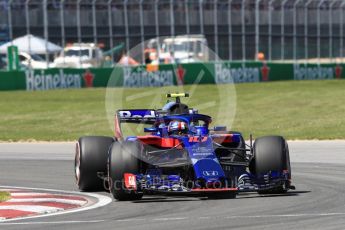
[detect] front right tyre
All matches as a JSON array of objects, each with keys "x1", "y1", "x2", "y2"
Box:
[{"x1": 250, "y1": 136, "x2": 291, "y2": 194}]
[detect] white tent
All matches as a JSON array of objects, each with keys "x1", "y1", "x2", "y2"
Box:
[{"x1": 0, "y1": 34, "x2": 62, "y2": 54}]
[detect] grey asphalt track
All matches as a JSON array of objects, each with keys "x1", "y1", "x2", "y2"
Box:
[{"x1": 0, "y1": 141, "x2": 344, "y2": 230}]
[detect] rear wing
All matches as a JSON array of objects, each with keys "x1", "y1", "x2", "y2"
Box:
[
  {"x1": 116, "y1": 107, "x2": 196, "y2": 124},
  {"x1": 114, "y1": 109, "x2": 159, "y2": 140},
  {"x1": 114, "y1": 107, "x2": 196, "y2": 139}
]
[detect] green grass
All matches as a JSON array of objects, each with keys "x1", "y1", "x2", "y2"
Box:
[
  {"x1": 0, "y1": 191, "x2": 10, "y2": 202},
  {"x1": 0, "y1": 80, "x2": 344, "y2": 141}
]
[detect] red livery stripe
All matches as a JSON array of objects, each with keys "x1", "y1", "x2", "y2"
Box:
[{"x1": 191, "y1": 188, "x2": 238, "y2": 192}]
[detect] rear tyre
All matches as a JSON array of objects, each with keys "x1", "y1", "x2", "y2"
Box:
[
  {"x1": 75, "y1": 136, "x2": 114, "y2": 191},
  {"x1": 108, "y1": 141, "x2": 143, "y2": 201},
  {"x1": 251, "y1": 136, "x2": 291, "y2": 194}
]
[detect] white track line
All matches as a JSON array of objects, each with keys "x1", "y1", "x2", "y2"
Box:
[
  {"x1": 0, "y1": 220, "x2": 105, "y2": 225},
  {"x1": 116, "y1": 218, "x2": 146, "y2": 222},
  {"x1": 224, "y1": 213, "x2": 345, "y2": 219},
  {"x1": 0, "y1": 189, "x2": 21, "y2": 192},
  {"x1": 1, "y1": 213, "x2": 345, "y2": 226},
  {"x1": 9, "y1": 193, "x2": 52, "y2": 197},
  {"x1": 0, "y1": 206, "x2": 63, "y2": 213},
  {"x1": 153, "y1": 217, "x2": 187, "y2": 221},
  {"x1": 0, "y1": 186, "x2": 112, "y2": 223},
  {"x1": 8, "y1": 198, "x2": 87, "y2": 206}
]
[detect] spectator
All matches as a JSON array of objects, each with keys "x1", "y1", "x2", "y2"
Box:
[
  {"x1": 118, "y1": 51, "x2": 139, "y2": 66},
  {"x1": 145, "y1": 52, "x2": 152, "y2": 64}
]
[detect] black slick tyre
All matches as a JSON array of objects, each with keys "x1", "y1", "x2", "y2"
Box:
[
  {"x1": 251, "y1": 136, "x2": 291, "y2": 194},
  {"x1": 75, "y1": 136, "x2": 114, "y2": 191},
  {"x1": 108, "y1": 141, "x2": 143, "y2": 201}
]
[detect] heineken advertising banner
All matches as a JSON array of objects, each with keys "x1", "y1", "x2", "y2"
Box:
[
  {"x1": 0, "y1": 62, "x2": 344, "y2": 91},
  {"x1": 24, "y1": 68, "x2": 114, "y2": 90},
  {"x1": 25, "y1": 69, "x2": 81, "y2": 90},
  {"x1": 122, "y1": 66, "x2": 175, "y2": 87}
]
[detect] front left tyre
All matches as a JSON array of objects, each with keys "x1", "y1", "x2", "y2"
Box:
[
  {"x1": 75, "y1": 136, "x2": 114, "y2": 191},
  {"x1": 108, "y1": 141, "x2": 143, "y2": 201}
]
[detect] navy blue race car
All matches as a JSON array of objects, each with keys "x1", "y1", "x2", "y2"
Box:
[{"x1": 75, "y1": 93, "x2": 294, "y2": 201}]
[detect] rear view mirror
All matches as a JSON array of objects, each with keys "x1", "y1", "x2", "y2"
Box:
[
  {"x1": 144, "y1": 127, "x2": 158, "y2": 133},
  {"x1": 213, "y1": 126, "x2": 227, "y2": 132}
]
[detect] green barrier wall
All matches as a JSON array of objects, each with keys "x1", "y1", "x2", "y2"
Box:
[
  {"x1": 0, "y1": 62, "x2": 344, "y2": 90},
  {"x1": 0, "y1": 71, "x2": 26, "y2": 90}
]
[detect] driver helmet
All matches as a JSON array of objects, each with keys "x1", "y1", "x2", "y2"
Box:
[{"x1": 167, "y1": 120, "x2": 189, "y2": 135}]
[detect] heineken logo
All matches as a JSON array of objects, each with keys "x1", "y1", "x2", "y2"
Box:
[
  {"x1": 123, "y1": 67, "x2": 174, "y2": 87},
  {"x1": 215, "y1": 63, "x2": 260, "y2": 84},
  {"x1": 83, "y1": 69, "x2": 95, "y2": 87},
  {"x1": 261, "y1": 62, "x2": 270, "y2": 81},
  {"x1": 335, "y1": 65, "x2": 343, "y2": 79},
  {"x1": 26, "y1": 69, "x2": 81, "y2": 91},
  {"x1": 175, "y1": 65, "x2": 186, "y2": 85},
  {"x1": 294, "y1": 64, "x2": 334, "y2": 80}
]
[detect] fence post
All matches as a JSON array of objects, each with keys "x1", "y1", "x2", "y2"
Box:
[
  {"x1": 214, "y1": 0, "x2": 218, "y2": 60},
  {"x1": 92, "y1": 0, "x2": 98, "y2": 45},
  {"x1": 199, "y1": 0, "x2": 204, "y2": 35},
  {"x1": 228, "y1": 0, "x2": 232, "y2": 60},
  {"x1": 8, "y1": 0, "x2": 13, "y2": 45},
  {"x1": 60, "y1": 0, "x2": 65, "y2": 65},
  {"x1": 268, "y1": 0, "x2": 275, "y2": 61},
  {"x1": 255, "y1": 0, "x2": 260, "y2": 61},
  {"x1": 339, "y1": 1, "x2": 345, "y2": 62},
  {"x1": 185, "y1": 0, "x2": 190, "y2": 35},
  {"x1": 304, "y1": 0, "x2": 313, "y2": 64},
  {"x1": 241, "y1": 0, "x2": 246, "y2": 62},
  {"x1": 139, "y1": 0, "x2": 145, "y2": 64},
  {"x1": 329, "y1": 1, "x2": 338, "y2": 62},
  {"x1": 317, "y1": 0, "x2": 326, "y2": 64},
  {"x1": 154, "y1": 0, "x2": 160, "y2": 61},
  {"x1": 107, "y1": 0, "x2": 114, "y2": 62},
  {"x1": 25, "y1": 0, "x2": 32, "y2": 66},
  {"x1": 124, "y1": 0, "x2": 129, "y2": 53},
  {"x1": 185, "y1": 0, "x2": 190, "y2": 63},
  {"x1": 43, "y1": 0, "x2": 49, "y2": 68},
  {"x1": 281, "y1": 0, "x2": 288, "y2": 60},
  {"x1": 170, "y1": 0, "x2": 175, "y2": 37},
  {"x1": 170, "y1": 0, "x2": 175, "y2": 55},
  {"x1": 77, "y1": 0, "x2": 82, "y2": 67},
  {"x1": 293, "y1": 0, "x2": 302, "y2": 62}
]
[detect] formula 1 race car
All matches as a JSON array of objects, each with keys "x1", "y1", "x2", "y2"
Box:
[{"x1": 75, "y1": 93, "x2": 294, "y2": 201}]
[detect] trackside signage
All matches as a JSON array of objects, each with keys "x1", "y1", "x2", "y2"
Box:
[
  {"x1": 123, "y1": 67, "x2": 174, "y2": 87},
  {"x1": 26, "y1": 69, "x2": 81, "y2": 90},
  {"x1": 214, "y1": 63, "x2": 260, "y2": 84},
  {"x1": 1, "y1": 62, "x2": 344, "y2": 91},
  {"x1": 294, "y1": 64, "x2": 334, "y2": 80}
]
